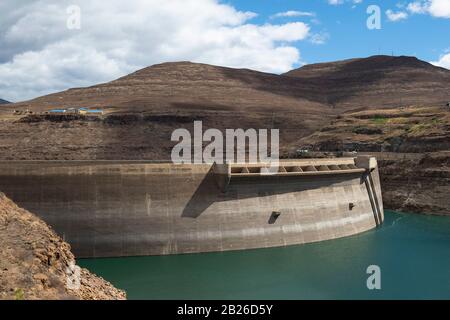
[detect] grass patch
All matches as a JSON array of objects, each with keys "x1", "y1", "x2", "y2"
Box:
[
  {"x1": 14, "y1": 288, "x2": 24, "y2": 300},
  {"x1": 431, "y1": 117, "x2": 441, "y2": 124},
  {"x1": 408, "y1": 123, "x2": 431, "y2": 134},
  {"x1": 370, "y1": 115, "x2": 388, "y2": 125},
  {"x1": 387, "y1": 117, "x2": 415, "y2": 124}
]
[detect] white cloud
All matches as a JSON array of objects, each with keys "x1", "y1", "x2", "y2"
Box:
[
  {"x1": 309, "y1": 32, "x2": 330, "y2": 45},
  {"x1": 428, "y1": 0, "x2": 450, "y2": 17},
  {"x1": 0, "y1": 0, "x2": 311, "y2": 102},
  {"x1": 431, "y1": 52, "x2": 450, "y2": 69},
  {"x1": 407, "y1": 0, "x2": 450, "y2": 18},
  {"x1": 407, "y1": 1, "x2": 429, "y2": 13},
  {"x1": 386, "y1": 9, "x2": 409, "y2": 21},
  {"x1": 328, "y1": 0, "x2": 344, "y2": 5},
  {"x1": 271, "y1": 11, "x2": 315, "y2": 19},
  {"x1": 328, "y1": 0, "x2": 362, "y2": 5}
]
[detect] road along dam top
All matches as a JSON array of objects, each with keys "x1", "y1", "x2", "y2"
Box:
[{"x1": 0, "y1": 157, "x2": 383, "y2": 258}]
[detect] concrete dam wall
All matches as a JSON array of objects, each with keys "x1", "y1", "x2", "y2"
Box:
[{"x1": 0, "y1": 158, "x2": 383, "y2": 258}]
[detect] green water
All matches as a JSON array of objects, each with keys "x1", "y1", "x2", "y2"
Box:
[{"x1": 79, "y1": 211, "x2": 450, "y2": 299}]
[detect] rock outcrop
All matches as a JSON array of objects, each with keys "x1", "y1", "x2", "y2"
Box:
[
  {"x1": 378, "y1": 152, "x2": 450, "y2": 215},
  {"x1": 0, "y1": 193, "x2": 126, "y2": 300},
  {"x1": 296, "y1": 106, "x2": 450, "y2": 215}
]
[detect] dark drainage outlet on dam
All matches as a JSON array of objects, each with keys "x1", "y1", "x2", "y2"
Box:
[{"x1": 268, "y1": 211, "x2": 281, "y2": 224}]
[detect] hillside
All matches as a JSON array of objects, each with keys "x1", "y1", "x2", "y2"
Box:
[
  {"x1": 0, "y1": 61, "x2": 332, "y2": 160},
  {"x1": 296, "y1": 106, "x2": 450, "y2": 215},
  {"x1": 0, "y1": 193, "x2": 126, "y2": 299},
  {"x1": 0, "y1": 55, "x2": 448, "y2": 161},
  {"x1": 9, "y1": 61, "x2": 328, "y2": 114},
  {"x1": 9, "y1": 56, "x2": 450, "y2": 114},
  {"x1": 0, "y1": 56, "x2": 450, "y2": 159},
  {"x1": 284, "y1": 55, "x2": 450, "y2": 110},
  {"x1": 297, "y1": 105, "x2": 450, "y2": 153},
  {"x1": 0, "y1": 99, "x2": 10, "y2": 104}
]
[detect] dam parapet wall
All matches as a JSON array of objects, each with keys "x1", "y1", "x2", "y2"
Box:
[{"x1": 0, "y1": 157, "x2": 383, "y2": 258}]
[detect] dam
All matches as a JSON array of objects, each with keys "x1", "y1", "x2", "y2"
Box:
[{"x1": 0, "y1": 157, "x2": 383, "y2": 258}]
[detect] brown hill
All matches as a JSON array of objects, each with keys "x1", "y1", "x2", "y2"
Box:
[
  {"x1": 9, "y1": 61, "x2": 329, "y2": 115},
  {"x1": 0, "y1": 55, "x2": 449, "y2": 160},
  {"x1": 284, "y1": 55, "x2": 450, "y2": 110},
  {"x1": 0, "y1": 62, "x2": 332, "y2": 160}
]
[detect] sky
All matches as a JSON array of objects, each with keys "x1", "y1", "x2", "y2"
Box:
[{"x1": 0, "y1": 0, "x2": 449, "y2": 102}]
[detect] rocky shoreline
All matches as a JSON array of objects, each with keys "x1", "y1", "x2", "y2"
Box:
[
  {"x1": 377, "y1": 152, "x2": 450, "y2": 215},
  {"x1": 0, "y1": 193, "x2": 126, "y2": 300}
]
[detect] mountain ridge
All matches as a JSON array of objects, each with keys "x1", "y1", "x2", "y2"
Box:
[
  {"x1": 0, "y1": 54, "x2": 449, "y2": 162},
  {"x1": 283, "y1": 55, "x2": 450, "y2": 109},
  {"x1": 6, "y1": 55, "x2": 450, "y2": 113}
]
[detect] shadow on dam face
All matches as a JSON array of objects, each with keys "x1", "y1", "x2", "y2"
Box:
[
  {"x1": 182, "y1": 166, "x2": 217, "y2": 218},
  {"x1": 182, "y1": 166, "x2": 363, "y2": 219},
  {"x1": 0, "y1": 159, "x2": 384, "y2": 257}
]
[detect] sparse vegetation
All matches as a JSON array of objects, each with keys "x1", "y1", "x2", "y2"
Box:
[
  {"x1": 370, "y1": 115, "x2": 388, "y2": 125},
  {"x1": 408, "y1": 123, "x2": 431, "y2": 134},
  {"x1": 387, "y1": 117, "x2": 417, "y2": 125},
  {"x1": 14, "y1": 288, "x2": 24, "y2": 300}
]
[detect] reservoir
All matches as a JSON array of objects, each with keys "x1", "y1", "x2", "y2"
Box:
[{"x1": 79, "y1": 211, "x2": 449, "y2": 299}]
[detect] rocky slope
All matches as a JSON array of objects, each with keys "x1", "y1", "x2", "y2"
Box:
[
  {"x1": 0, "y1": 193, "x2": 126, "y2": 300},
  {"x1": 378, "y1": 152, "x2": 450, "y2": 215},
  {"x1": 296, "y1": 105, "x2": 450, "y2": 153},
  {"x1": 295, "y1": 106, "x2": 450, "y2": 215}
]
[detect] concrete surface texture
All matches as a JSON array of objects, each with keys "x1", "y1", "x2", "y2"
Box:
[{"x1": 0, "y1": 157, "x2": 383, "y2": 258}]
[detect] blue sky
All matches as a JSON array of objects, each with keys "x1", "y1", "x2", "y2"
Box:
[
  {"x1": 226, "y1": 0, "x2": 450, "y2": 66},
  {"x1": 0, "y1": 0, "x2": 449, "y2": 101}
]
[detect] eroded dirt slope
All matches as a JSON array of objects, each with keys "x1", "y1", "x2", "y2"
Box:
[{"x1": 0, "y1": 193, "x2": 126, "y2": 300}]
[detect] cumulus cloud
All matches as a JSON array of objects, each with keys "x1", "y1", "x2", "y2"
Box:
[
  {"x1": 270, "y1": 11, "x2": 315, "y2": 19},
  {"x1": 431, "y1": 52, "x2": 450, "y2": 69},
  {"x1": 0, "y1": 0, "x2": 311, "y2": 102},
  {"x1": 386, "y1": 9, "x2": 409, "y2": 21},
  {"x1": 382, "y1": 1, "x2": 450, "y2": 22},
  {"x1": 407, "y1": 0, "x2": 450, "y2": 18},
  {"x1": 428, "y1": 0, "x2": 450, "y2": 17}
]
